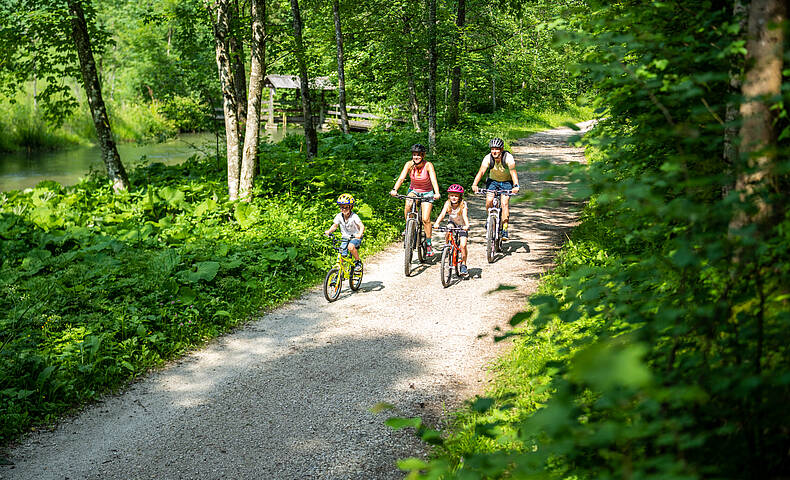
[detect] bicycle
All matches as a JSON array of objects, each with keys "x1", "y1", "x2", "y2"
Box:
[
  {"x1": 477, "y1": 189, "x2": 516, "y2": 264},
  {"x1": 436, "y1": 225, "x2": 467, "y2": 287},
  {"x1": 393, "y1": 194, "x2": 434, "y2": 277},
  {"x1": 323, "y1": 234, "x2": 363, "y2": 302}
]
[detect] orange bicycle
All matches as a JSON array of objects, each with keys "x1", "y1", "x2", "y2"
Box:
[{"x1": 436, "y1": 225, "x2": 466, "y2": 287}]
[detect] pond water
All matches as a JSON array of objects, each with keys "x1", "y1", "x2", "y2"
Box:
[{"x1": 0, "y1": 126, "x2": 303, "y2": 192}]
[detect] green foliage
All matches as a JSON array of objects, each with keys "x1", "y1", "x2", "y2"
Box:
[{"x1": 405, "y1": 1, "x2": 790, "y2": 479}]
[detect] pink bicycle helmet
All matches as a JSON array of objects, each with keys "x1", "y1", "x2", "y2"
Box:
[{"x1": 447, "y1": 184, "x2": 464, "y2": 194}]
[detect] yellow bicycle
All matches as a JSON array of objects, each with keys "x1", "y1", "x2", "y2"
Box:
[{"x1": 323, "y1": 234, "x2": 363, "y2": 302}]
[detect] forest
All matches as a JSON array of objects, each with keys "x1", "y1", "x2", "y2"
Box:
[{"x1": 1, "y1": 0, "x2": 789, "y2": 478}]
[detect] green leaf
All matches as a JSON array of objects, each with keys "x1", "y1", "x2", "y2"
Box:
[
  {"x1": 178, "y1": 286, "x2": 198, "y2": 304},
  {"x1": 385, "y1": 417, "x2": 422, "y2": 430},
  {"x1": 180, "y1": 261, "x2": 220, "y2": 283},
  {"x1": 397, "y1": 458, "x2": 428, "y2": 471}
]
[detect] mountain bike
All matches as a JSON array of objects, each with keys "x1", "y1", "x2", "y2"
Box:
[
  {"x1": 394, "y1": 194, "x2": 434, "y2": 277},
  {"x1": 323, "y1": 234, "x2": 363, "y2": 302},
  {"x1": 436, "y1": 225, "x2": 466, "y2": 287},
  {"x1": 477, "y1": 189, "x2": 516, "y2": 264}
]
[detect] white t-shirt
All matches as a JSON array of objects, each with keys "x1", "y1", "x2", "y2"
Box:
[{"x1": 333, "y1": 212, "x2": 363, "y2": 238}]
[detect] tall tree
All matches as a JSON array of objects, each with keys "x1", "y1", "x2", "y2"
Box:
[
  {"x1": 239, "y1": 0, "x2": 266, "y2": 201},
  {"x1": 67, "y1": 0, "x2": 129, "y2": 192},
  {"x1": 207, "y1": 0, "x2": 243, "y2": 199},
  {"x1": 732, "y1": 0, "x2": 785, "y2": 233},
  {"x1": 290, "y1": 0, "x2": 318, "y2": 159},
  {"x1": 402, "y1": 14, "x2": 422, "y2": 132},
  {"x1": 229, "y1": 0, "x2": 248, "y2": 137},
  {"x1": 427, "y1": 0, "x2": 437, "y2": 151},
  {"x1": 332, "y1": 0, "x2": 350, "y2": 134},
  {"x1": 446, "y1": 0, "x2": 465, "y2": 126}
]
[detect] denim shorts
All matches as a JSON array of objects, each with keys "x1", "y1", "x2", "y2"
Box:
[
  {"x1": 340, "y1": 237, "x2": 362, "y2": 256},
  {"x1": 485, "y1": 179, "x2": 513, "y2": 192},
  {"x1": 406, "y1": 189, "x2": 435, "y2": 199}
]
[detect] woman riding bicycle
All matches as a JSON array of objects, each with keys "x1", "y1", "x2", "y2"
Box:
[
  {"x1": 471, "y1": 137, "x2": 520, "y2": 239},
  {"x1": 433, "y1": 184, "x2": 470, "y2": 276},
  {"x1": 390, "y1": 143, "x2": 441, "y2": 256}
]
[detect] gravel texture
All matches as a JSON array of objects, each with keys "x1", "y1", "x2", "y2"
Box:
[{"x1": 1, "y1": 121, "x2": 594, "y2": 480}]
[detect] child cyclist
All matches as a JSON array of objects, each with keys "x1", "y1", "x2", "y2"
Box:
[
  {"x1": 389, "y1": 143, "x2": 441, "y2": 256},
  {"x1": 471, "y1": 137, "x2": 520, "y2": 239},
  {"x1": 433, "y1": 184, "x2": 470, "y2": 276},
  {"x1": 324, "y1": 193, "x2": 365, "y2": 269}
]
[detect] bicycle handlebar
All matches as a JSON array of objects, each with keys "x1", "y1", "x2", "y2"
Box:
[
  {"x1": 392, "y1": 193, "x2": 435, "y2": 203},
  {"x1": 435, "y1": 226, "x2": 466, "y2": 232},
  {"x1": 476, "y1": 189, "x2": 517, "y2": 196}
]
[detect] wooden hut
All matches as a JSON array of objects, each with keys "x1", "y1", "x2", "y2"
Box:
[{"x1": 262, "y1": 74, "x2": 336, "y2": 129}]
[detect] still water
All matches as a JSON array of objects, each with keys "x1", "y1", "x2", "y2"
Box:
[{"x1": 0, "y1": 126, "x2": 301, "y2": 192}]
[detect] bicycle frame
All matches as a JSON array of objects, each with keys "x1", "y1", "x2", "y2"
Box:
[
  {"x1": 478, "y1": 189, "x2": 515, "y2": 263},
  {"x1": 394, "y1": 194, "x2": 434, "y2": 276},
  {"x1": 437, "y1": 225, "x2": 464, "y2": 287}
]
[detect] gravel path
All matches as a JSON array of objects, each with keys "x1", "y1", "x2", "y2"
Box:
[{"x1": 1, "y1": 121, "x2": 594, "y2": 480}]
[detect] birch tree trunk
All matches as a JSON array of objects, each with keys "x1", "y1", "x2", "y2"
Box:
[
  {"x1": 446, "y1": 0, "x2": 465, "y2": 127},
  {"x1": 403, "y1": 16, "x2": 421, "y2": 132},
  {"x1": 229, "y1": 0, "x2": 248, "y2": 139},
  {"x1": 208, "y1": 0, "x2": 243, "y2": 200},
  {"x1": 67, "y1": 0, "x2": 129, "y2": 192},
  {"x1": 333, "y1": 0, "x2": 350, "y2": 134},
  {"x1": 290, "y1": 0, "x2": 318, "y2": 159},
  {"x1": 239, "y1": 0, "x2": 266, "y2": 201},
  {"x1": 427, "y1": 0, "x2": 437, "y2": 152},
  {"x1": 732, "y1": 0, "x2": 785, "y2": 233}
]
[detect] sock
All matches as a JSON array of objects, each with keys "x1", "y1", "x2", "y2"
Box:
[
  {"x1": 502, "y1": 222, "x2": 508, "y2": 231},
  {"x1": 426, "y1": 238, "x2": 432, "y2": 245}
]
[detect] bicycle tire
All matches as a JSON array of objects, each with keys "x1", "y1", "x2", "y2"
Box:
[
  {"x1": 417, "y1": 229, "x2": 427, "y2": 263},
  {"x1": 323, "y1": 268, "x2": 342, "y2": 302},
  {"x1": 349, "y1": 262, "x2": 363, "y2": 291},
  {"x1": 486, "y1": 214, "x2": 497, "y2": 263},
  {"x1": 440, "y1": 246, "x2": 453, "y2": 287},
  {"x1": 404, "y1": 219, "x2": 416, "y2": 276}
]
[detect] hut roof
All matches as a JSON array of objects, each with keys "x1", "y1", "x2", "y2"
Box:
[{"x1": 263, "y1": 74, "x2": 336, "y2": 90}]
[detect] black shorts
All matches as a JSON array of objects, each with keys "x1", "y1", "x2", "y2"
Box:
[{"x1": 448, "y1": 221, "x2": 468, "y2": 237}]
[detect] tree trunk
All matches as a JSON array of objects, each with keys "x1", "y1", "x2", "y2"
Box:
[
  {"x1": 67, "y1": 0, "x2": 129, "y2": 192},
  {"x1": 732, "y1": 0, "x2": 785, "y2": 233},
  {"x1": 446, "y1": 0, "x2": 465, "y2": 127},
  {"x1": 332, "y1": 0, "x2": 350, "y2": 134},
  {"x1": 290, "y1": 0, "x2": 318, "y2": 159},
  {"x1": 239, "y1": 0, "x2": 266, "y2": 201},
  {"x1": 229, "y1": 0, "x2": 248, "y2": 138},
  {"x1": 208, "y1": 0, "x2": 243, "y2": 200},
  {"x1": 403, "y1": 16, "x2": 421, "y2": 132},
  {"x1": 427, "y1": 0, "x2": 437, "y2": 152},
  {"x1": 723, "y1": 1, "x2": 748, "y2": 197}
]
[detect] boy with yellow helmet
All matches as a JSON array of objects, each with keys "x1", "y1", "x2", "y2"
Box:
[{"x1": 324, "y1": 193, "x2": 365, "y2": 268}]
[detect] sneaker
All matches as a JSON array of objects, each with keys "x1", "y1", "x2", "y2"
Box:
[
  {"x1": 502, "y1": 229, "x2": 509, "y2": 240},
  {"x1": 460, "y1": 264, "x2": 468, "y2": 276},
  {"x1": 426, "y1": 246, "x2": 434, "y2": 257}
]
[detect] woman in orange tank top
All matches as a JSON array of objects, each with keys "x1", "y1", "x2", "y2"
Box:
[{"x1": 390, "y1": 144, "x2": 441, "y2": 256}]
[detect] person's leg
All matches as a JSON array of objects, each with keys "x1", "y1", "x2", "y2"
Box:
[
  {"x1": 421, "y1": 199, "x2": 434, "y2": 255},
  {"x1": 460, "y1": 236, "x2": 468, "y2": 263},
  {"x1": 348, "y1": 239, "x2": 362, "y2": 263}
]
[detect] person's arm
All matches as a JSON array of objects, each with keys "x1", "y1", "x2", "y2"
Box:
[
  {"x1": 356, "y1": 216, "x2": 365, "y2": 238},
  {"x1": 471, "y1": 158, "x2": 489, "y2": 193},
  {"x1": 433, "y1": 200, "x2": 450, "y2": 227},
  {"x1": 507, "y1": 154, "x2": 520, "y2": 193},
  {"x1": 461, "y1": 202, "x2": 471, "y2": 230},
  {"x1": 390, "y1": 162, "x2": 411, "y2": 195},
  {"x1": 325, "y1": 221, "x2": 339, "y2": 236},
  {"x1": 427, "y1": 162, "x2": 441, "y2": 200}
]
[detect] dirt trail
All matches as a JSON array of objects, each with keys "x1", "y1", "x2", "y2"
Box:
[{"x1": 1, "y1": 121, "x2": 594, "y2": 480}]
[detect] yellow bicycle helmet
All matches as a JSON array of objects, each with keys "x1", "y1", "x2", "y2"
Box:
[{"x1": 337, "y1": 193, "x2": 355, "y2": 206}]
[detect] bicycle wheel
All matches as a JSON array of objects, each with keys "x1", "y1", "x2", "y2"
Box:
[
  {"x1": 323, "y1": 268, "x2": 342, "y2": 302},
  {"x1": 486, "y1": 214, "x2": 497, "y2": 263},
  {"x1": 417, "y1": 229, "x2": 427, "y2": 263},
  {"x1": 440, "y1": 246, "x2": 453, "y2": 288},
  {"x1": 349, "y1": 262, "x2": 363, "y2": 291},
  {"x1": 404, "y1": 219, "x2": 416, "y2": 276}
]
